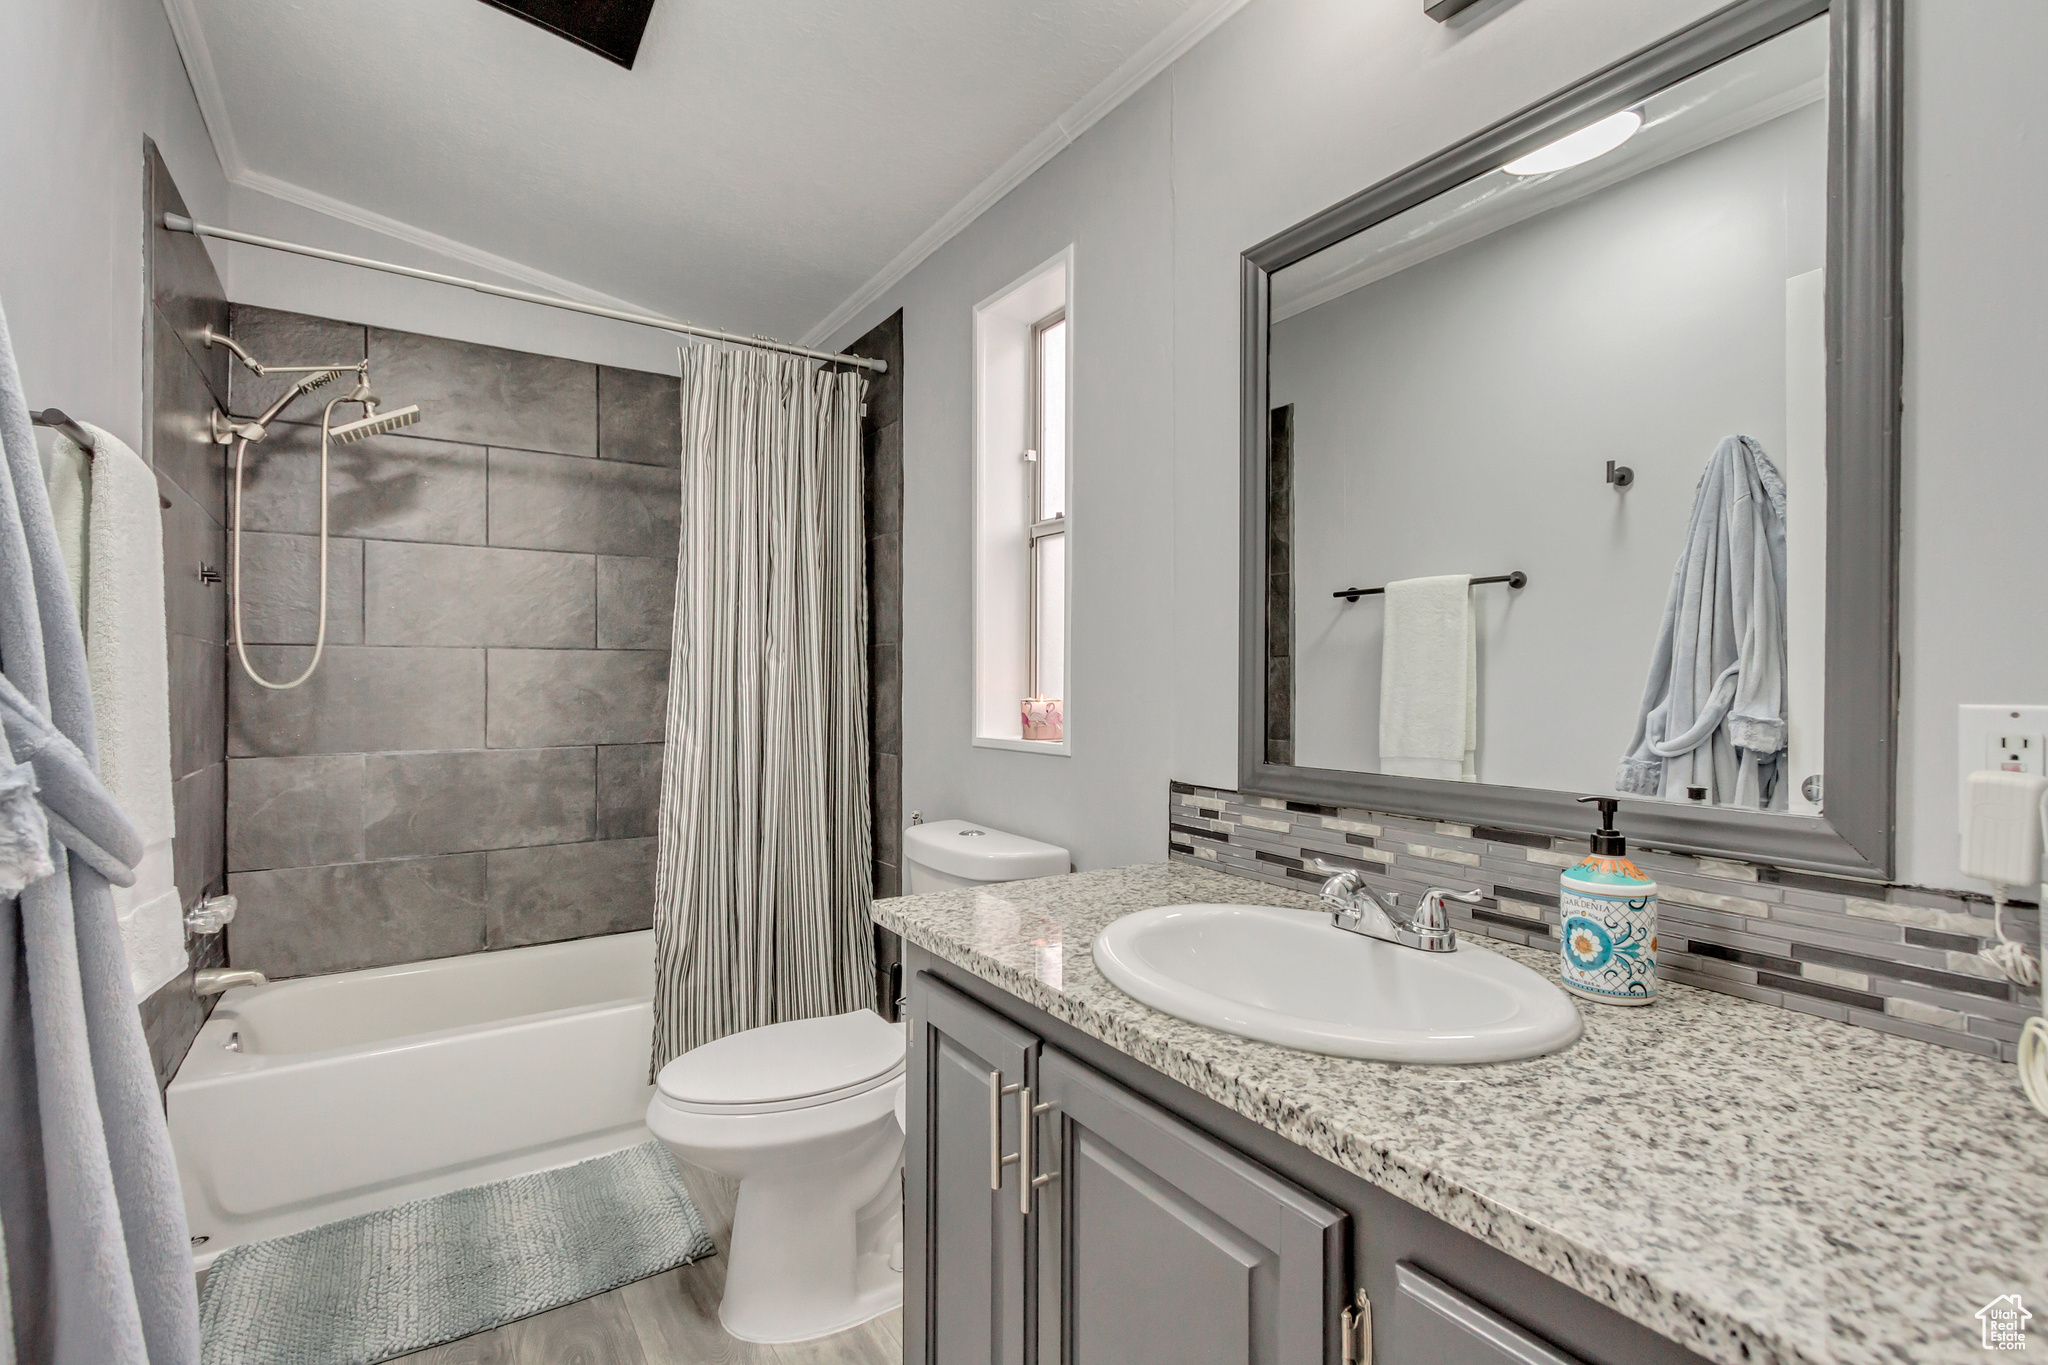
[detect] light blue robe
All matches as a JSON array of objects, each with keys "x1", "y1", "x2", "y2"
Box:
[
  {"x1": 0, "y1": 299, "x2": 201, "y2": 1364},
  {"x1": 1617, "y1": 434, "x2": 1789, "y2": 810}
]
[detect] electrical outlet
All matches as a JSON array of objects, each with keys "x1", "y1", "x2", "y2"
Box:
[
  {"x1": 1991, "y1": 732, "x2": 2046, "y2": 775},
  {"x1": 1960, "y1": 705, "x2": 2048, "y2": 833}
]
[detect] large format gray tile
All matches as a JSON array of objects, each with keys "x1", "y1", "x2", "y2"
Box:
[
  {"x1": 865, "y1": 420, "x2": 902, "y2": 539},
  {"x1": 147, "y1": 142, "x2": 231, "y2": 404},
  {"x1": 597, "y1": 365, "x2": 681, "y2": 467},
  {"x1": 596, "y1": 555, "x2": 674, "y2": 650},
  {"x1": 368, "y1": 328, "x2": 596, "y2": 456},
  {"x1": 150, "y1": 308, "x2": 226, "y2": 522},
  {"x1": 235, "y1": 426, "x2": 487, "y2": 546},
  {"x1": 872, "y1": 752, "x2": 901, "y2": 872},
  {"x1": 228, "y1": 305, "x2": 367, "y2": 425},
  {"x1": 487, "y1": 449, "x2": 680, "y2": 557},
  {"x1": 364, "y1": 542, "x2": 594, "y2": 648},
  {"x1": 485, "y1": 838, "x2": 656, "y2": 948},
  {"x1": 226, "y1": 755, "x2": 366, "y2": 872},
  {"x1": 227, "y1": 853, "x2": 489, "y2": 978},
  {"x1": 866, "y1": 533, "x2": 900, "y2": 647},
  {"x1": 486, "y1": 649, "x2": 666, "y2": 747},
  {"x1": 169, "y1": 634, "x2": 225, "y2": 780},
  {"x1": 172, "y1": 762, "x2": 225, "y2": 910},
  {"x1": 364, "y1": 747, "x2": 597, "y2": 858},
  {"x1": 597, "y1": 743, "x2": 662, "y2": 840},
  {"x1": 158, "y1": 471, "x2": 225, "y2": 644},
  {"x1": 847, "y1": 310, "x2": 901, "y2": 432},
  {"x1": 229, "y1": 645, "x2": 485, "y2": 757},
  {"x1": 232, "y1": 532, "x2": 363, "y2": 645},
  {"x1": 869, "y1": 642, "x2": 899, "y2": 758}
]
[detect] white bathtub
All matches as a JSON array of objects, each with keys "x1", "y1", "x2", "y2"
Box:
[{"x1": 169, "y1": 930, "x2": 655, "y2": 1267}]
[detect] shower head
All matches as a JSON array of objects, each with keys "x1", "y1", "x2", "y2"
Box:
[
  {"x1": 246, "y1": 368, "x2": 350, "y2": 432},
  {"x1": 328, "y1": 403, "x2": 421, "y2": 444}
]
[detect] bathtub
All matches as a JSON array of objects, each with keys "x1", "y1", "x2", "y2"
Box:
[{"x1": 169, "y1": 930, "x2": 655, "y2": 1267}]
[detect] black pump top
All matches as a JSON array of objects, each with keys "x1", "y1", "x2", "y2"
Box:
[{"x1": 1577, "y1": 796, "x2": 1627, "y2": 856}]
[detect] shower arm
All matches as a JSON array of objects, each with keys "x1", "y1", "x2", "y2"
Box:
[{"x1": 202, "y1": 326, "x2": 364, "y2": 381}]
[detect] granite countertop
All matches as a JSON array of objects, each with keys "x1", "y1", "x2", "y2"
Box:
[{"x1": 875, "y1": 861, "x2": 2048, "y2": 1365}]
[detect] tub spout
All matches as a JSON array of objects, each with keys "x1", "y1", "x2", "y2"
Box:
[{"x1": 194, "y1": 968, "x2": 267, "y2": 996}]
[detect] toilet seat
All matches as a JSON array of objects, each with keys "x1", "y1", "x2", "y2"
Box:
[{"x1": 656, "y1": 1009, "x2": 906, "y2": 1116}]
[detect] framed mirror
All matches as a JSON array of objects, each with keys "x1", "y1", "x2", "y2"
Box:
[{"x1": 1238, "y1": 0, "x2": 1899, "y2": 876}]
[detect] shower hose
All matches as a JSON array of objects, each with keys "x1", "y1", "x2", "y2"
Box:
[{"x1": 230, "y1": 395, "x2": 344, "y2": 691}]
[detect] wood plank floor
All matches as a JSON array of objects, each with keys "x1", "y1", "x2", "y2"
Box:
[{"x1": 393, "y1": 1164, "x2": 901, "y2": 1365}]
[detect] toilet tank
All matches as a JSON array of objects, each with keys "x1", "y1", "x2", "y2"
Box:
[{"x1": 902, "y1": 820, "x2": 1070, "y2": 894}]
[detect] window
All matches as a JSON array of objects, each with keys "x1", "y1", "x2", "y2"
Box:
[
  {"x1": 972, "y1": 250, "x2": 1072, "y2": 753},
  {"x1": 1029, "y1": 311, "x2": 1067, "y2": 705}
]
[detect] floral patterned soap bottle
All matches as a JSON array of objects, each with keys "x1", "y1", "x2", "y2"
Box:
[{"x1": 1558, "y1": 797, "x2": 1657, "y2": 1006}]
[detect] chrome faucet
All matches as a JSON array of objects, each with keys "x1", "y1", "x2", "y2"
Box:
[
  {"x1": 1311, "y1": 860, "x2": 1478, "y2": 953},
  {"x1": 193, "y1": 968, "x2": 266, "y2": 996}
]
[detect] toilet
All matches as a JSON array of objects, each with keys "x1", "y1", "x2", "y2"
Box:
[
  {"x1": 647, "y1": 819, "x2": 1068, "y2": 1343},
  {"x1": 902, "y1": 818, "x2": 1071, "y2": 892},
  {"x1": 647, "y1": 1009, "x2": 907, "y2": 1342}
]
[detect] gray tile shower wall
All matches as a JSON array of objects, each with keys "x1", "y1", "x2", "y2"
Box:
[
  {"x1": 1168, "y1": 782, "x2": 2041, "y2": 1062},
  {"x1": 137, "y1": 140, "x2": 232, "y2": 1091},
  {"x1": 848, "y1": 312, "x2": 903, "y2": 1016},
  {"x1": 223, "y1": 304, "x2": 682, "y2": 979}
]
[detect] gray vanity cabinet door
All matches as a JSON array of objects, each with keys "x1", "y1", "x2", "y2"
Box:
[
  {"x1": 1033, "y1": 1047, "x2": 1347, "y2": 1365},
  {"x1": 1389, "y1": 1263, "x2": 1590, "y2": 1365},
  {"x1": 908, "y1": 972, "x2": 1039, "y2": 1365}
]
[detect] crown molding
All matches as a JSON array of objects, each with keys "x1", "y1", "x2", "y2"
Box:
[
  {"x1": 159, "y1": 0, "x2": 657, "y2": 313},
  {"x1": 162, "y1": 0, "x2": 1251, "y2": 352},
  {"x1": 799, "y1": 0, "x2": 1252, "y2": 347},
  {"x1": 159, "y1": 0, "x2": 243, "y2": 176},
  {"x1": 228, "y1": 169, "x2": 653, "y2": 311}
]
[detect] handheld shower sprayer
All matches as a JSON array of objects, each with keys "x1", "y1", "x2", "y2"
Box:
[{"x1": 205, "y1": 331, "x2": 423, "y2": 690}]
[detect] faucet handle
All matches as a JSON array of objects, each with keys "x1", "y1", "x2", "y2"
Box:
[{"x1": 1415, "y1": 886, "x2": 1483, "y2": 929}]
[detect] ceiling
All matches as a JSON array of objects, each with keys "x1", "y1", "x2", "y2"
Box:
[{"x1": 166, "y1": 0, "x2": 1240, "y2": 344}]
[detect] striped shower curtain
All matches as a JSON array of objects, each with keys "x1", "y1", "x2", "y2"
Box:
[{"x1": 650, "y1": 346, "x2": 874, "y2": 1071}]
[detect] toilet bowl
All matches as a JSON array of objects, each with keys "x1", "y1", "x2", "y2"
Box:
[{"x1": 646, "y1": 1009, "x2": 905, "y2": 1343}]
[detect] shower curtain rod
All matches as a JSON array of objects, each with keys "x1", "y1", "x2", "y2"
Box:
[{"x1": 161, "y1": 214, "x2": 886, "y2": 374}]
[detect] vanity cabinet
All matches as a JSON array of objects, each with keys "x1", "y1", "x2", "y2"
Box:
[
  {"x1": 905, "y1": 948, "x2": 1709, "y2": 1365},
  {"x1": 911, "y1": 973, "x2": 1347, "y2": 1365}
]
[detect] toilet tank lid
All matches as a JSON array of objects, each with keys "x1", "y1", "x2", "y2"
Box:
[{"x1": 904, "y1": 820, "x2": 1070, "y2": 882}]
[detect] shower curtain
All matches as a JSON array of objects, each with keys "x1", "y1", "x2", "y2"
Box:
[{"x1": 650, "y1": 346, "x2": 874, "y2": 1070}]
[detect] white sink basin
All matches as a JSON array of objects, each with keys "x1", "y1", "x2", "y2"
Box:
[{"x1": 1092, "y1": 903, "x2": 1583, "y2": 1064}]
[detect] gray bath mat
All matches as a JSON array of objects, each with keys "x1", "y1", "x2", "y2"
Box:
[{"x1": 197, "y1": 1140, "x2": 714, "y2": 1365}]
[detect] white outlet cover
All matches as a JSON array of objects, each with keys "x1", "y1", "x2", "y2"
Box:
[{"x1": 1959, "y1": 704, "x2": 2048, "y2": 833}]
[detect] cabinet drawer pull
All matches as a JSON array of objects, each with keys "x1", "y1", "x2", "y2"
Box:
[
  {"x1": 1023, "y1": 1095, "x2": 1058, "y2": 1212},
  {"x1": 989, "y1": 1071, "x2": 1023, "y2": 1191}
]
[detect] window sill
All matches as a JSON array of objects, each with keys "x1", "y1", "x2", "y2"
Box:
[{"x1": 973, "y1": 735, "x2": 1072, "y2": 757}]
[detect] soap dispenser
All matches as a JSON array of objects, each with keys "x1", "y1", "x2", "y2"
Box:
[{"x1": 1559, "y1": 797, "x2": 1658, "y2": 1006}]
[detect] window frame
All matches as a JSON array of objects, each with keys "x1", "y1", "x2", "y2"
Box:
[{"x1": 969, "y1": 247, "x2": 1075, "y2": 756}]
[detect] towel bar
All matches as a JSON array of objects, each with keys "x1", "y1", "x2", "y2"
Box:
[{"x1": 1333, "y1": 571, "x2": 1527, "y2": 604}]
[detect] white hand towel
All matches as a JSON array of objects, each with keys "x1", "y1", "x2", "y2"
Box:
[
  {"x1": 1379, "y1": 574, "x2": 1476, "y2": 782},
  {"x1": 53, "y1": 424, "x2": 184, "y2": 999},
  {"x1": 46, "y1": 437, "x2": 89, "y2": 625}
]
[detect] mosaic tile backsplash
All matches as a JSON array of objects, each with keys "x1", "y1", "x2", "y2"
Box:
[{"x1": 1168, "y1": 782, "x2": 2041, "y2": 1062}]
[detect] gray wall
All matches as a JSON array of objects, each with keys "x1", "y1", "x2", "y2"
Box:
[
  {"x1": 222, "y1": 305, "x2": 680, "y2": 979},
  {"x1": 1275, "y1": 104, "x2": 1824, "y2": 791},
  {"x1": 827, "y1": 0, "x2": 2048, "y2": 894}
]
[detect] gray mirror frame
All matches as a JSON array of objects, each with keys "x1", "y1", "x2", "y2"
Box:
[{"x1": 1238, "y1": 0, "x2": 1900, "y2": 876}]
